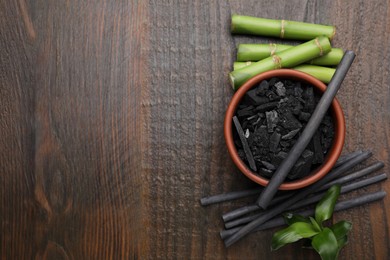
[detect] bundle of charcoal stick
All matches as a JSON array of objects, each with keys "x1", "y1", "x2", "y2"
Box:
[{"x1": 200, "y1": 151, "x2": 386, "y2": 247}]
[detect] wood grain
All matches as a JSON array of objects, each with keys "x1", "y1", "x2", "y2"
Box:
[
  {"x1": 0, "y1": 0, "x2": 389, "y2": 259},
  {"x1": 1, "y1": 0, "x2": 149, "y2": 259}
]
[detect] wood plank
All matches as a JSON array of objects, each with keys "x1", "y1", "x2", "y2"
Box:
[
  {"x1": 1, "y1": 0, "x2": 149, "y2": 258},
  {"x1": 0, "y1": 0, "x2": 389, "y2": 259}
]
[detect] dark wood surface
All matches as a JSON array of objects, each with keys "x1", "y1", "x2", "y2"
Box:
[{"x1": 1, "y1": 0, "x2": 389, "y2": 259}]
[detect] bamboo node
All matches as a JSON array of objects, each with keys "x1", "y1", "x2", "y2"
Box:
[
  {"x1": 331, "y1": 26, "x2": 336, "y2": 40},
  {"x1": 272, "y1": 55, "x2": 282, "y2": 69},
  {"x1": 314, "y1": 38, "x2": 324, "y2": 56},
  {"x1": 280, "y1": 20, "x2": 285, "y2": 38},
  {"x1": 269, "y1": 43, "x2": 277, "y2": 56}
]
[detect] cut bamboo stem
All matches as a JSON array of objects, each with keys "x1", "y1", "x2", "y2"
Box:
[
  {"x1": 233, "y1": 61, "x2": 254, "y2": 71},
  {"x1": 293, "y1": 65, "x2": 335, "y2": 84},
  {"x1": 237, "y1": 44, "x2": 343, "y2": 66},
  {"x1": 229, "y1": 36, "x2": 331, "y2": 90},
  {"x1": 231, "y1": 15, "x2": 336, "y2": 40},
  {"x1": 223, "y1": 151, "x2": 371, "y2": 247},
  {"x1": 256, "y1": 51, "x2": 356, "y2": 209},
  {"x1": 233, "y1": 63, "x2": 335, "y2": 83}
]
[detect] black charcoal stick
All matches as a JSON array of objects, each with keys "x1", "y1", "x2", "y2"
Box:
[
  {"x1": 220, "y1": 190, "x2": 386, "y2": 239},
  {"x1": 200, "y1": 188, "x2": 261, "y2": 206},
  {"x1": 233, "y1": 116, "x2": 257, "y2": 171},
  {"x1": 223, "y1": 150, "x2": 370, "y2": 247},
  {"x1": 222, "y1": 152, "x2": 375, "y2": 223},
  {"x1": 257, "y1": 51, "x2": 356, "y2": 209},
  {"x1": 224, "y1": 172, "x2": 386, "y2": 229}
]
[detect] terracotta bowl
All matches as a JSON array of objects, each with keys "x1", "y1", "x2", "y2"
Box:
[{"x1": 224, "y1": 69, "x2": 345, "y2": 190}]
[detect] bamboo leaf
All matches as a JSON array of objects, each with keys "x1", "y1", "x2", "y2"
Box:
[
  {"x1": 271, "y1": 222, "x2": 319, "y2": 251},
  {"x1": 337, "y1": 235, "x2": 348, "y2": 249},
  {"x1": 312, "y1": 228, "x2": 339, "y2": 260},
  {"x1": 330, "y1": 221, "x2": 352, "y2": 240},
  {"x1": 283, "y1": 212, "x2": 310, "y2": 225},
  {"x1": 315, "y1": 185, "x2": 341, "y2": 224},
  {"x1": 309, "y1": 216, "x2": 322, "y2": 232}
]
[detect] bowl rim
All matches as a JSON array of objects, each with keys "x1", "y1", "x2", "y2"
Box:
[{"x1": 224, "y1": 69, "x2": 345, "y2": 190}]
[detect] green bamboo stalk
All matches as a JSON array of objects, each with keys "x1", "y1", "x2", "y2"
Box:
[
  {"x1": 231, "y1": 15, "x2": 336, "y2": 40},
  {"x1": 293, "y1": 65, "x2": 335, "y2": 83},
  {"x1": 233, "y1": 62, "x2": 335, "y2": 83},
  {"x1": 234, "y1": 61, "x2": 253, "y2": 71},
  {"x1": 237, "y1": 44, "x2": 290, "y2": 62},
  {"x1": 229, "y1": 36, "x2": 332, "y2": 90},
  {"x1": 237, "y1": 44, "x2": 344, "y2": 66}
]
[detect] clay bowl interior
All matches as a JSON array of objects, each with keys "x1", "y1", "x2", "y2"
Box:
[{"x1": 224, "y1": 69, "x2": 345, "y2": 190}]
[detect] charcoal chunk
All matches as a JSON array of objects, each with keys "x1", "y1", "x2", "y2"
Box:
[
  {"x1": 274, "y1": 81, "x2": 286, "y2": 96},
  {"x1": 297, "y1": 97, "x2": 306, "y2": 104},
  {"x1": 245, "y1": 89, "x2": 269, "y2": 105},
  {"x1": 253, "y1": 125, "x2": 269, "y2": 148},
  {"x1": 246, "y1": 133, "x2": 254, "y2": 147},
  {"x1": 256, "y1": 80, "x2": 269, "y2": 96},
  {"x1": 266, "y1": 90, "x2": 280, "y2": 101},
  {"x1": 299, "y1": 111, "x2": 311, "y2": 121},
  {"x1": 271, "y1": 151, "x2": 288, "y2": 166},
  {"x1": 320, "y1": 115, "x2": 334, "y2": 151},
  {"x1": 244, "y1": 129, "x2": 250, "y2": 138},
  {"x1": 282, "y1": 128, "x2": 301, "y2": 140},
  {"x1": 246, "y1": 114, "x2": 258, "y2": 121},
  {"x1": 288, "y1": 149, "x2": 314, "y2": 180},
  {"x1": 291, "y1": 100, "x2": 303, "y2": 115},
  {"x1": 261, "y1": 161, "x2": 276, "y2": 170},
  {"x1": 254, "y1": 101, "x2": 279, "y2": 113},
  {"x1": 266, "y1": 110, "x2": 279, "y2": 133},
  {"x1": 236, "y1": 105, "x2": 255, "y2": 118},
  {"x1": 269, "y1": 132, "x2": 281, "y2": 152},
  {"x1": 238, "y1": 149, "x2": 245, "y2": 160},
  {"x1": 279, "y1": 110, "x2": 302, "y2": 130},
  {"x1": 311, "y1": 131, "x2": 324, "y2": 164},
  {"x1": 269, "y1": 77, "x2": 279, "y2": 86},
  {"x1": 233, "y1": 77, "x2": 335, "y2": 181},
  {"x1": 260, "y1": 167, "x2": 274, "y2": 178},
  {"x1": 294, "y1": 83, "x2": 303, "y2": 97},
  {"x1": 303, "y1": 86, "x2": 315, "y2": 111},
  {"x1": 279, "y1": 141, "x2": 290, "y2": 148}
]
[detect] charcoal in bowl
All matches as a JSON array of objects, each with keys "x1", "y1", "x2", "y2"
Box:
[{"x1": 234, "y1": 77, "x2": 335, "y2": 180}]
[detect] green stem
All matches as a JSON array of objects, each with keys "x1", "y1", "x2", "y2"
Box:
[
  {"x1": 229, "y1": 36, "x2": 332, "y2": 90},
  {"x1": 237, "y1": 44, "x2": 344, "y2": 66},
  {"x1": 234, "y1": 61, "x2": 254, "y2": 71},
  {"x1": 231, "y1": 15, "x2": 336, "y2": 40},
  {"x1": 233, "y1": 62, "x2": 335, "y2": 84},
  {"x1": 293, "y1": 65, "x2": 335, "y2": 84}
]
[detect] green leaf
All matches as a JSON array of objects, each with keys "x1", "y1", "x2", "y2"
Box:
[
  {"x1": 337, "y1": 235, "x2": 348, "y2": 249},
  {"x1": 271, "y1": 222, "x2": 319, "y2": 251},
  {"x1": 312, "y1": 228, "x2": 339, "y2": 260},
  {"x1": 309, "y1": 216, "x2": 322, "y2": 232},
  {"x1": 315, "y1": 185, "x2": 341, "y2": 224},
  {"x1": 330, "y1": 220, "x2": 352, "y2": 240},
  {"x1": 283, "y1": 212, "x2": 310, "y2": 225}
]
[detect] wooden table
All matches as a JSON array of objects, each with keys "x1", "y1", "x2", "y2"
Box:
[{"x1": 1, "y1": 1, "x2": 389, "y2": 259}]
